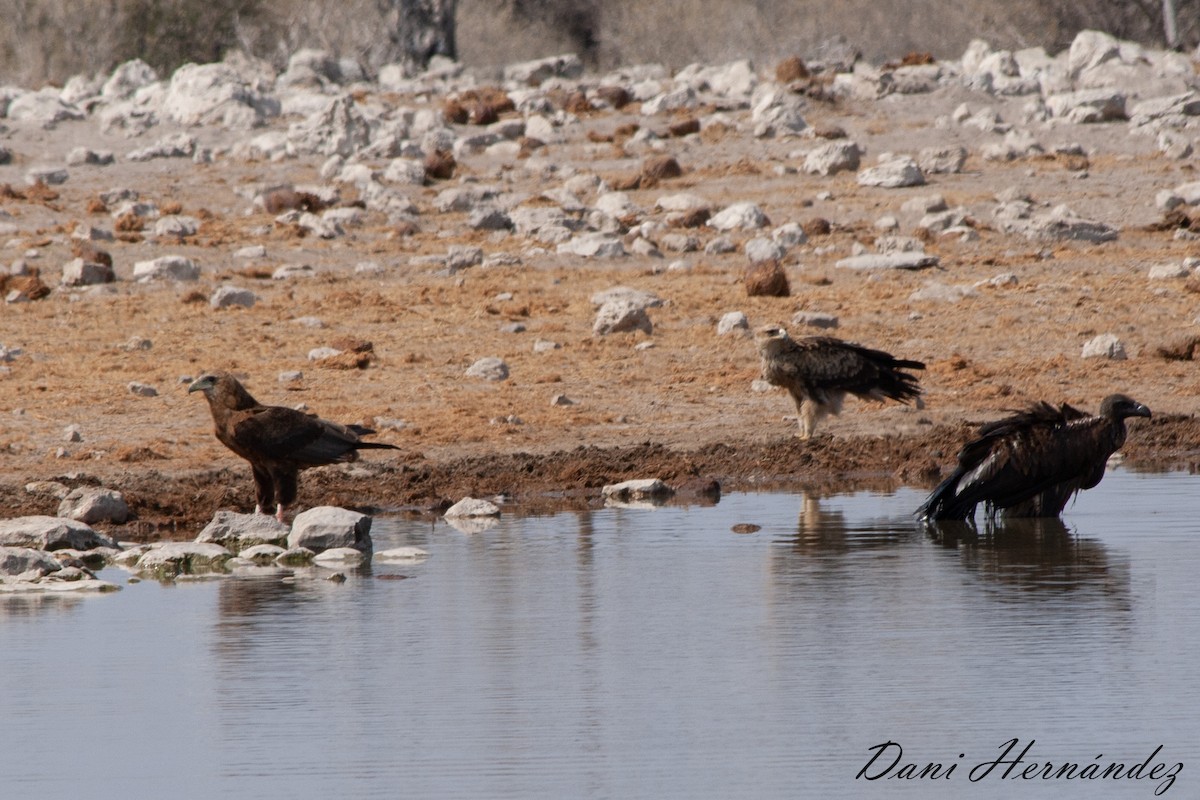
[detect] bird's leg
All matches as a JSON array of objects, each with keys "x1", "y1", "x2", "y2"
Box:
[
  {"x1": 796, "y1": 399, "x2": 816, "y2": 440},
  {"x1": 275, "y1": 504, "x2": 286, "y2": 524},
  {"x1": 254, "y1": 504, "x2": 266, "y2": 515}
]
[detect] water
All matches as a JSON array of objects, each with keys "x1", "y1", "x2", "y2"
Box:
[{"x1": 2, "y1": 468, "x2": 1197, "y2": 799}]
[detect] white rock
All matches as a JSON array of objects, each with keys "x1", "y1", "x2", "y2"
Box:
[
  {"x1": 128, "y1": 382, "x2": 158, "y2": 397},
  {"x1": 641, "y1": 85, "x2": 698, "y2": 116},
  {"x1": 803, "y1": 141, "x2": 861, "y2": 176},
  {"x1": 26, "y1": 166, "x2": 69, "y2": 186},
  {"x1": 447, "y1": 245, "x2": 483, "y2": 272},
  {"x1": 60, "y1": 258, "x2": 115, "y2": 287},
  {"x1": 601, "y1": 478, "x2": 674, "y2": 500},
  {"x1": 594, "y1": 192, "x2": 641, "y2": 218},
  {"x1": 162, "y1": 62, "x2": 279, "y2": 129},
  {"x1": 504, "y1": 54, "x2": 583, "y2": 86},
  {"x1": 590, "y1": 287, "x2": 662, "y2": 309},
  {"x1": 835, "y1": 253, "x2": 939, "y2": 271},
  {"x1": 749, "y1": 86, "x2": 807, "y2": 137},
  {"x1": 791, "y1": 311, "x2": 839, "y2": 329},
  {"x1": 0, "y1": 546, "x2": 62, "y2": 577},
  {"x1": 288, "y1": 506, "x2": 372, "y2": 553},
  {"x1": 238, "y1": 544, "x2": 287, "y2": 562},
  {"x1": 1149, "y1": 263, "x2": 1190, "y2": 280},
  {"x1": 918, "y1": 146, "x2": 967, "y2": 174},
  {"x1": 273, "y1": 264, "x2": 316, "y2": 280},
  {"x1": 908, "y1": 282, "x2": 979, "y2": 303},
  {"x1": 133, "y1": 255, "x2": 200, "y2": 282},
  {"x1": 288, "y1": 95, "x2": 371, "y2": 157},
  {"x1": 1082, "y1": 334, "x2": 1127, "y2": 360},
  {"x1": 136, "y1": 542, "x2": 232, "y2": 573},
  {"x1": 594, "y1": 299, "x2": 653, "y2": 335},
  {"x1": 557, "y1": 233, "x2": 626, "y2": 258},
  {"x1": 0, "y1": 516, "x2": 115, "y2": 551},
  {"x1": 57, "y1": 487, "x2": 129, "y2": 524},
  {"x1": 444, "y1": 497, "x2": 501, "y2": 517},
  {"x1": 717, "y1": 311, "x2": 749, "y2": 335},
  {"x1": 197, "y1": 511, "x2": 289, "y2": 549},
  {"x1": 1068, "y1": 30, "x2": 1122, "y2": 78},
  {"x1": 274, "y1": 546, "x2": 316, "y2": 566},
  {"x1": 210, "y1": 286, "x2": 257, "y2": 309},
  {"x1": 1044, "y1": 89, "x2": 1126, "y2": 123},
  {"x1": 101, "y1": 59, "x2": 158, "y2": 100},
  {"x1": 6, "y1": 90, "x2": 84, "y2": 128},
  {"x1": 766, "y1": 225, "x2": 805, "y2": 251},
  {"x1": 708, "y1": 202, "x2": 768, "y2": 231},
  {"x1": 655, "y1": 192, "x2": 708, "y2": 212},
  {"x1": 234, "y1": 245, "x2": 267, "y2": 259},
  {"x1": 857, "y1": 156, "x2": 925, "y2": 188},
  {"x1": 744, "y1": 237, "x2": 787, "y2": 264},
  {"x1": 465, "y1": 357, "x2": 509, "y2": 381},
  {"x1": 313, "y1": 547, "x2": 369, "y2": 565},
  {"x1": 375, "y1": 546, "x2": 430, "y2": 562},
  {"x1": 127, "y1": 133, "x2": 197, "y2": 161},
  {"x1": 153, "y1": 215, "x2": 199, "y2": 238}
]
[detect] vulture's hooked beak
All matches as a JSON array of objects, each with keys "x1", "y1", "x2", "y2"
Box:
[{"x1": 1131, "y1": 402, "x2": 1152, "y2": 419}]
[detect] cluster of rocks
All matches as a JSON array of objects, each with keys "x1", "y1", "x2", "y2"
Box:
[
  {"x1": 3, "y1": 28, "x2": 1185, "y2": 290},
  {"x1": 0, "y1": 502, "x2": 430, "y2": 594}
]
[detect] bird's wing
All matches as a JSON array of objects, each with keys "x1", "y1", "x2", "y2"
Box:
[
  {"x1": 784, "y1": 337, "x2": 918, "y2": 396},
  {"x1": 772, "y1": 337, "x2": 863, "y2": 384},
  {"x1": 232, "y1": 407, "x2": 360, "y2": 466},
  {"x1": 956, "y1": 414, "x2": 1113, "y2": 510}
]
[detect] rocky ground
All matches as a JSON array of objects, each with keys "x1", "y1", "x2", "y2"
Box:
[{"x1": 2, "y1": 34, "x2": 1200, "y2": 542}]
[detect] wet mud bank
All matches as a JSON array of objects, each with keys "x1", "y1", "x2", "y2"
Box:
[{"x1": 6, "y1": 415, "x2": 1194, "y2": 540}]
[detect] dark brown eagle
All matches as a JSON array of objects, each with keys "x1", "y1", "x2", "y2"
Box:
[
  {"x1": 917, "y1": 394, "x2": 1151, "y2": 522},
  {"x1": 188, "y1": 372, "x2": 399, "y2": 522},
  {"x1": 755, "y1": 325, "x2": 925, "y2": 439}
]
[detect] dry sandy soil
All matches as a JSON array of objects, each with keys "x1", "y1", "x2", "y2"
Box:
[{"x1": 2, "y1": 66, "x2": 1200, "y2": 538}]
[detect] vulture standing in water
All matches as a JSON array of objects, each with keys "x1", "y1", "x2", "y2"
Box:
[
  {"x1": 755, "y1": 325, "x2": 925, "y2": 439},
  {"x1": 188, "y1": 372, "x2": 399, "y2": 522},
  {"x1": 917, "y1": 393, "x2": 1151, "y2": 522}
]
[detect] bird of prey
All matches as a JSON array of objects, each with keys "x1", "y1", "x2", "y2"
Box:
[
  {"x1": 755, "y1": 325, "x2": 925, "y2": 439},
  {"x1": 917, "y1": 394, "x2": 1151, "y2": 522},
  {"x1": 188, "y1": 372, "x2": 399, "y2": 522}
]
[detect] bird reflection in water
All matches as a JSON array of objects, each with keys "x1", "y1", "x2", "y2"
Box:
[
  {"x1": 784, "y1": 490, "x2": 915, "y2": 555},
  {"x1": 923, "y1": 517, "x2": 1130, "y2": 603}
]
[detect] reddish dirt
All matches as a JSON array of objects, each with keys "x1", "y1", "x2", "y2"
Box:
[{"x1": 2, "y1": 72, "x2": 1200, "y2": 539}]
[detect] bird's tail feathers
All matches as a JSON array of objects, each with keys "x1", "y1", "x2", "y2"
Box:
[
  {"x1": 915, "y1": 468, "x2": 976, "y2": 521},
  {"x1": 355, "y1": 441, "x2": 402, "y2": 451}
]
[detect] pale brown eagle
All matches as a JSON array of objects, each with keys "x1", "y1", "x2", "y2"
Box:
[
  {"x1": 755, "y1": 325, "x2": 925, "y2": 439},
  {"x1": 917, "y1": 394, "x2": 1151, "y2": 521},
  {"x1": 188, "y1": 372, "x2": 399, "y2": 522}
]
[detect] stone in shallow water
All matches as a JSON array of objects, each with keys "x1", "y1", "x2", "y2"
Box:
[
  {"x1": 375, "y1": 547, "x2": 430, "y2": 562},
  {"x1": 0, "y1": 516, "x2": 116, "y2": 551},
  {"x1": 197, "y1": 510, "x2": 290, "y2": 549},
  {"x1": 136, "y1": 542, "x2": 232, "y2": 575},
  {"x1": 601, "y1": 479, "x2": 674, "y2": 500},
  {"x1": 288, "y1": 506, "x2": 372, "y2": 553},
  {"x1": 313, "y1": 547, "x2": 369, "y2": 565},
  {"x1": 444, "y1": 497, "x2": 501, "y2": 518}
]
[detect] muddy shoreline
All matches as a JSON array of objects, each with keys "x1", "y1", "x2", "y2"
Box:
[{"x1": 9, "y1": 414, "x2": 1194, "y2": 540}]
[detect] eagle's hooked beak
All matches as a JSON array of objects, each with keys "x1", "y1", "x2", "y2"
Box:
[
  {"x1": 188, "y1": 375, "x2": 216, "y2": 394},
  {"x1": 754, "y1": 324, "x2": 787, "y2": 342}
]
